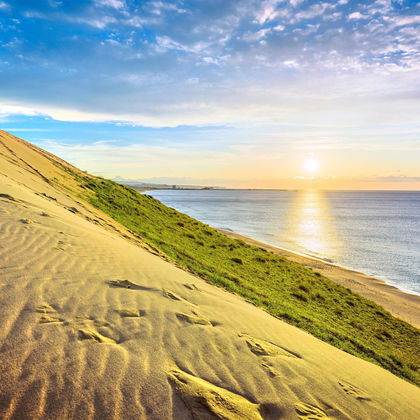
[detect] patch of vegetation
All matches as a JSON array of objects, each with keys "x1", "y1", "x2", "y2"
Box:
[{"x1": 60, "y1": 172, "x2": 419, "y2": 386}]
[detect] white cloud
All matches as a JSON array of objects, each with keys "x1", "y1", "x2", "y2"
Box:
[
  {"x1": 254, "y1": 0, "x2": 284, "y2": 24},
  {"x1": 82, "y1": 15, "x2": 117, "y2": 28},
  {"x1": 0, "y1": 37, "x2": 23, "y2": 50},
  {"x1": 148, "y1": 1, "x2": 187, "y2": 15},
  {"x1": 243, "y1": 24, "x2": 284, "y2": 42},
  {"x1": 295, "y1": 3, "x2": 331, "y2": 20},
  {"x1": 95, "y1": 0, "x2": 125, "y2": 10},
  {"x1": 348, "y1": 12, "x2": 368, "y2": 20},
  {"x1": 48, "y1": 1, "x2": 63, "y2": 7},
  {"x1": 201, "y1": 55, "x2": 229, "y2": 65},
  {"x1": 0, "y1": 1, "x2": 9, "y2": 10},
  {"x1": 322, "y1": 12, "x2": 342, "y2": 22},
  {"x1": 0, "y1": 99, "x2": 258, "y2": 127},
  {"x1": 155, "y1": 36, "x2": 207, "y2": 54},
  {"x1": 243, "y1": 28, "x2": 271, "y2": 42},
  {"x1": 293, "y1": 23, "x2": 319, "y2": 35},
  {"x1": 289, "y1": 0, "x2": 303, "y2": 7},
  {"x1": 391, "y1": 15, "x2": 420, "y2": 27},
  {"x1": 283, "y1": 59, "x2": 298, "y2": 68}
]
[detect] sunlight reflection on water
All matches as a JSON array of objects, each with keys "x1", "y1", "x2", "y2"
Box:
[
  {"x1": 148, "y1": 189, "x2": 420, "y2": 294},
  {"x1": 287, "y1": 190, "x2": 341, "y2": 259}
]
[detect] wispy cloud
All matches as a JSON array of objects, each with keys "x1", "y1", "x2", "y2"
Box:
[
  {"x1": 295, "y1": 3, "x2": 332, "y2": 21},
  {"x1": 348, "y1": 11, "x2": 367, "y2": 20},
  {"x1": 95, "y1": 0, "x2": 126, "y2": 10},
  {"x1": 2, "y1": 128, "x2": 51, "y2": 132},
  {"x1": 147, "y1": 1, "x2": 187, "y2": 15},
  {"x1": 254, "y1": 0, "x2": 284, "y2": 24},
  {"x1": 390, "y1": 15, "x2": 420, "y2": 27},
  {"x1": 242, "y1": 24, "x2": 284, "y2": 42}
]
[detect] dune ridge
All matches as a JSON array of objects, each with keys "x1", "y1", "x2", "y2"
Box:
[{"x1": 0, "y1": 130, "x2": 420, "y2": 419}]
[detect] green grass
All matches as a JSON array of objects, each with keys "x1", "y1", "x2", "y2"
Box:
[{"x1": 60, "y1": 170, "x2": 419, "y2": 386}]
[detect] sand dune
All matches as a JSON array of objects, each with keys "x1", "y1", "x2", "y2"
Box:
[{"x1": 0, "y1": 130, "x2": 419, "y2": 419}]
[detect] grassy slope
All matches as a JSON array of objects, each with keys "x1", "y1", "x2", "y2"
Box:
[{"x1": 59, "y1": 168, "x2": 419, "y2": 385}]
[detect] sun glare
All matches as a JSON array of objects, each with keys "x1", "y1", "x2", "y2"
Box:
[{"x1": 303, "y1": 157, "x2": 320, "y2": 175}]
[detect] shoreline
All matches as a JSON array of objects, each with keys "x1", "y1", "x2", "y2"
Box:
[{"x1": 218, "y1": 228, "x2": 420, "y2": 328}]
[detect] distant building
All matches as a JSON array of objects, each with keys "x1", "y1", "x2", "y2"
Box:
[{"x1": 172, "y1": 185, "x2": 176, "y2": 189}]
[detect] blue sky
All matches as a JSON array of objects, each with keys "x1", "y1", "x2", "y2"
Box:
[{"x1": 0, "y1": 0, "x2": 419, "y2": 188}]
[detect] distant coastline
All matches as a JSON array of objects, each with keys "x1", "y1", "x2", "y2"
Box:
[
  {"x1": 114, "y1": 176, "x2": 225, "y2": 191},
  {"x1": 145, "y1": 188, "x2": 420, "y2": 328}
]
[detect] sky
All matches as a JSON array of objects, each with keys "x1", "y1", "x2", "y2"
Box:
[{"x1": 0, "y1": 0, "x2": 419, "y2": 189}]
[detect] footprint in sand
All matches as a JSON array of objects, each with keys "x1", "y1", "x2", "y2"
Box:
[
  {"x1": 109, "y1": 279, "x2": 135, "y2": 289},
  {"x1": 36, "y1": 192, "x2": 57, "y2": 202},
  {"x1": 35, "y1": 305, "x2": 119, "y2": 344},
  {"x1": 239, "y1": 334, "x2": 301, "y2": 359},
  {"x1": 39, "y1": 315, "x2": 63, "y2": 324},
  {"x1": 36, "y1": 303, "x2": 56, "y2": 314},
  {"x1": 117, "y1": 309, "x2": 142, "y2": 318},
  {"x1": 66, "y1": 315, "x2": 111, "y2": 330},
  {"x1": 183, "y1": 283, "x2": 199, "y2": 291},
  {"x1": 78, "y1": 329, "x2": 116, "y2": 344},
  {"x1": 54, "y1": 240, "x2": 68, "y2": 251},
  {"x1": 66, "y1": 206, "x2": 79, "y2": 214},
  {"x1": 108, "y1": 279, "x2": 156, "y2": 292},
  {"x1": 65, "y1": 315, "x2": 116, "y2": 339},
  {"x1": 36, "y1": 304, "x2": 63, "y2": 324},
  {"x1": 168, "y1": 365, "x2": 264, "y2": 420},
  {"x1": 162, "y1": 288, "x2": 184, "y2": 301},
  {"x1": 338, "y1": 380, "x2": 371, "y2": 401},
  {"x1": 93, "y1": 319, "x2": 111, "y2": 328},
  {"x1": 0, "y1": 193, "x2": 20, "y2": 203},
  {"x1": 176, "y1": 311, "x2": 212, "y2": 326},
  {"x1": 260, "y1": 362, "x2": 281, "y2": 378},
  {"x1": 294, "y1": 402, "x2": 329, "y2": 420},
  {"x1": 19, "y1": 218, "x2": 32, "y2": 224}
]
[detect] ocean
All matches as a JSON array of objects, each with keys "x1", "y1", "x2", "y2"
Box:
[{"x1": 147, "y1": 189, "x2": 420, "y2": 295}]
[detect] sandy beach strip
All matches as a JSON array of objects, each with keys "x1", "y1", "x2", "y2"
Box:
[{"x1": 218, "y1": 229, "x2": 420, "y2": 329}]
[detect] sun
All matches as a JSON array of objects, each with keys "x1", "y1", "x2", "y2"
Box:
[{"x1": 303, "y1": 156, "x2": 320, "y2": 175}]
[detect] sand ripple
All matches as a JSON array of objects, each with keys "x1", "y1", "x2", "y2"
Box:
[{"x1": 1, "y1": 131, "x2": 419, "y2": 419}]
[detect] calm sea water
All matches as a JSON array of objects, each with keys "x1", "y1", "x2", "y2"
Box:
[{"x1": 147, "y1": 190, "x2": 420, "y2": 295}]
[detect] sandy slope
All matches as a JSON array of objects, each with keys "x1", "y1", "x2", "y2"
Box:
[{"x1": 0, "y1": 131, "x2": 419, "y2": 419}]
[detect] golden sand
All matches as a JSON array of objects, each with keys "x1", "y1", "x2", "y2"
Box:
[{"x1": 0, "y1": 130, "x2": 419, "y2": 419}]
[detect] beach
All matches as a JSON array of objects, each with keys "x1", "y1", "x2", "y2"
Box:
[
  {"x1": 2, "y1": 1, "x2": 420, "y2": 418},
  {"x1": 1, "y1": 131, "x2": 419, "y2": 419},
  {"x1": 219, "y1": 229, "x2": 420, "y2": 329},
  {"x1": 147, "y1": 189, "x2": 420, "y2": 297}
]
